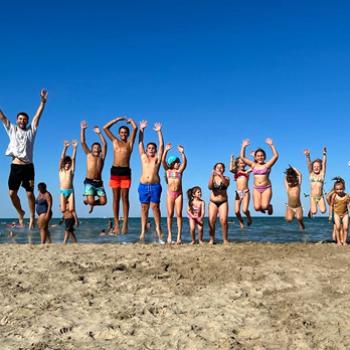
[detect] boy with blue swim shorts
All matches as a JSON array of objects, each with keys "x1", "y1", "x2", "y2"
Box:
[
  {"x1": 138, "y1": 120, "x2": 164, "y2": 242},
  {"x1": 80, "y1": 120, "x2": 107, "y2": 214}
]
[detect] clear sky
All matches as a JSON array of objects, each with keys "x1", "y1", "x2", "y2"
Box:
[{"x1": 1, "y1": 1, "x2": 349, "y2": 218}]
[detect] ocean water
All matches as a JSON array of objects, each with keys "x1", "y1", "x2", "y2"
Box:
[{"x1": 0, "y1": 217, "x2": 334, "y2": 244}]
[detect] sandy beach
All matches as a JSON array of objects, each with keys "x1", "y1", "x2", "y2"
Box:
[{"x1": 0, "y1": 243, "x2": 349, "y2": 349}]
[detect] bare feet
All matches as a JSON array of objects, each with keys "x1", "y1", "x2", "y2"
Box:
[
  {"x1": 199, "y1": 240, "x2": 204, "y2": 245},
  {"x1": 209, "y1": 239, "x2": 214, "y2": 245},
  {"x1": 18, "y1": 210, "x2": 25, "y2": 227},
  {"x1": 298, "y1": 221, "x2": 305, "y2": 230},
  {"x1": 139, "y1": 234, "x2": 145, "y2": 242},
  {"x1": 176, "y1": 239, "x2": 182, "y2": 245},
  {"x1": 247, "y1": 216, "x2": 253, "y2": 226},
  {"x1": 239, "y1": 221, "x2": 244, "y2": 229},
  {"x1": 29, "y1": 216, "x2": 35, "y2": 230},
  {"x1": 267, "y1": 204, "x2": 273, "y2": 215},
  {"x1": 190, "y1": 240, "x2": 195, "y2": 245},
  {"x1": 167, "y1": 236, "x2": 173, "y2": 244},
  {"x1": 113, "y1": 226, "x2": 120, "y2": 235},
  {"x1": 121, "y1": 224, "x2": 128, "y2": 235},
  {"x1": 88, "y1": 205, "x2": 94, "y2": 214},
  {"x1": 223, "y1": 239, "x2": 230, "y2": 245}
]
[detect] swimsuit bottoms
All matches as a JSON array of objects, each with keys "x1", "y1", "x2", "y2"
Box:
[
  {"x1": 8, "y1": 163, "x2": 35, "y2": 192},
  {"x1": 253, "y1": 184, "x2": 272, "y2": 193},
  {"x1": 109, "y1": 166, "x2": 131, "y2": 189},
  {"x1": 65, "y1": 218, "x2": 75, "y2": 233},
  {"x1": 60, "y1": 188, "x2": 74, "y2": 198},
  {"x1": 168, "y1": 189, "x2": 182, "y2": 200},
  {"x1": 84, "y1": 178, "x2": 106, "y2": 197},
  {"x1": 235, "y1": 189, "x2": 249, "y2": 200},
  {"x1": 138, "y1": 183, "x2": 162, "y2": 204},
  {"x1": 35, "y1": 198, "x2": 48, "y2": 216},
  {"x1": 210, "y1": 199, "x2": 228, "y2": 208}
]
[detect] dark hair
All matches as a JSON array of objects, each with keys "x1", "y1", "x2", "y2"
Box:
[
  {"x1": 231, "y1": 157, "x2": 245, "y2": 174},
  {"x1": 284, "y1": 166, "x2": 298, "y2": 186},
  {"x1": 213, "y1": 162, "x2": 225, "y2": 172},
  {"x1": 60, "y1": 156, "x2": 72, "y2": 170},
  {"x1": 91, "y1": 142, "x2": 101, "y2": 149},
  {"x1": 37, "y1": 182, "x2": 47, "y2": 191},
  {"x1": 119, "y1": 126, "x2": 130, "y2": 135},
  {"x1": 16, "y1": 112, "x2": 30, "y2": 120},
  {"x1": 146, "y1": 142, "x2": 157, "y2": 150},
  {"x1": 187, "y1": 186, "x2": 202, "y2": 214},
  {"x1": 254, "y1": 148, "x2": 266, "y2": 159},
  {"x1": 169, "y1": 157, "x2": 180, "y2": 169},
  {"x1": 333, "y1": 176, "x2": 345, "y2": 190}
]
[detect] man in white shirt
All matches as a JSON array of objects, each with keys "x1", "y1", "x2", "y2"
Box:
[{"x1": 0, "y1": 89, "x2": 48, "y2": 229}]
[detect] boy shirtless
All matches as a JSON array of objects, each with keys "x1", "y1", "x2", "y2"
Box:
[
  {"x1": 59, "y1": 140, "x2": 78, "y2": 223},
  {"x1": 138, "y1": 120, "x2": 164, "y2": 241},
  {"x1": 284, "y1": 166, "x2": 305, "y2": 230},
  {"x1": 103, "y1": 116, "x2": 137, "y2": 234},
  {"x1": 80, "y1": 120, "x2": 107, "y2": 213}
]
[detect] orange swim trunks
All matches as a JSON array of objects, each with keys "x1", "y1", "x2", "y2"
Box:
[{"x1": 109, "y1": 166, "x2": 131, "y2": 189}]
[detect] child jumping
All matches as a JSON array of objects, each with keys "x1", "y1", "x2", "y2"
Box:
[
  {"x1": 187, "y1": 186, "x2": 205, "y2": 244},
  {"x1": 59, "y1": 140, "x2": 78, "y2": 223},
  {"x1": 162, "y1": 143, "x2": 187, "y2": 244},
  {"x1": 304, "y1": 147, "x2": 327, "y2": 217},
  {"x1": 284, "y1": 166, "x2": 305, "y2": 230},
  {"x1": 240, "y1": 138, "x2": 279, "y2": 214},
  {"x1": 230, "y1": 155, "x2": 252, "y2": 228}
]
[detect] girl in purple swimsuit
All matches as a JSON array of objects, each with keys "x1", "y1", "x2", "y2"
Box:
[
  {"x1": 240, "y1": 138, "x2": 279, "y2": 214},
  {"x1": 162, "y1": 143, "x2": 187, "y2": 244}
]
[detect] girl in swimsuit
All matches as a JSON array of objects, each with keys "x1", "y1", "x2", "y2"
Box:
[
  {"x1": 35, "y1": 182, "x2": 53, "y2": 244},
  {"x1": 208, "y1": 162, "x2": 230, "y2": 244},
  {"x1": 304, "y1": 147, "x2": 327, "y2": 217},
  {"x1": 59, "y1": 140, "x2": 78, "y2": 225},
  {"x1": 240, "y1": 138, "x2": 279, "y2": 214},
  {"x1": 230, "y1": 155, "x2": 252, "y2": 228},
  {"x1": 328, "y1": 177, "x2": 350, "y2": 246},
  {"x1": 187, "y1": 186, "x2": 205, "y2": 244},
  {"x1": 284, "y1": 166, "x2": 305, "y2": 230},
  {"x1": 162, "y1": 143, "x2": 187, "y2": 244}
]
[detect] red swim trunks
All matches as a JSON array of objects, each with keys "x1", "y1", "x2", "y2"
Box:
[{"x1": 109, "y1": 166, "x2": 131, "y2": 189}]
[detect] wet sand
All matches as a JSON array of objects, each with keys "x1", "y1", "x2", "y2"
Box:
[{"x1": 0, "y1": 243, "x2": 349, "y2": 349}]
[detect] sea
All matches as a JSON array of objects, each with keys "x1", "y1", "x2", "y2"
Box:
[{"x1": 0, "y1": 217, "x2": 334, "y2": 244}]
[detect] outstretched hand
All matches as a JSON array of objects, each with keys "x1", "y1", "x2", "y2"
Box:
[
  {"x1": 265, "y1": 138, "x2": 273, "y2": 146},
  {"x1": 153, "y1": 122, "x2": 162, "y2": 132},
  {"x1": 323, "y1": 146, "x2": 327, "y2": 154},
  {"x1": 71, "y1": 139, "x2": 78, "y2": 147},
  {"x1": 177, "y1": 145, "x2": 184, "y2": 154},
  {"x1": 242, "y1": 139, "x2": 250, "y2": 147},
  {"x1": 304, "y1": 149, "x2": 310, "y2": 157},
  {"x1": 140, "y1": 120, "x2": 147, "y2": 130},
  {"x1": 93, "y1": 126, "x2": 101, "y2": 134},
  {"x1": 81, "y1": 120, "x2": 88, "y2": 129},
  {"x1": 63, "y1": 140, "x2": 70, "y2": 147},
  {"x1": 165, "y1": 143, "x2": 172, "y2": 151},
  {"x1": 40, "y1": 89, "x2": 48, "y2": 102}
]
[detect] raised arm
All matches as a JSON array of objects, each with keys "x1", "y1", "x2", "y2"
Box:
[
  {"x1": 59, "y1": 140, "x2": 69, "y2": 170},
  {"x1": 162, "y1": 143, "x2": 172, "y2": 170},
  {"x1": 103, "y1": 116, "x2": 126, "y2": 141},
  {"x1": 71, "y1": 140, "x2": 78, "y2": 172},
  {"x1": 94, "y1": 126, "x2": 107, "y2": 160},
  {"x1": 240, "y1": 139, "x2": 254, "y2": 167},
  {"x1": 154, "y1": 122, "x2": 164, "y2": 161},
  {"x1": 178, "y1": 145, "x2": 187, "y2": 172},
  {"x1": 138, "y1": 120, "x2": 147, "y2": 156},
  {"x1": 293, "y1": 167, "x2": 302, "y2": 185},
  {"x1": 32, "y1": 89, "x2": 48, "y2": 129},
  {"x1": 127, "y1": 117, "x2": 138, "y2": 147},
  {"x1": 304, "y1": 149, "x2": 312, "y2": 174},
  {"x1": 0, "y1": 109, "x2": 10, "y2": 129},
  {"x1": 80, "y1": 120, "x2": 90, "y2": 155},
  {"x1": 321, "y1": 147, "x2": 327, "y2": 176},
  {"x1": 265, "y1": 138, "x2": 279, "y2": 168},
  {"x1": 229, "y1": 154, "x2": 236, "y2": 173}
]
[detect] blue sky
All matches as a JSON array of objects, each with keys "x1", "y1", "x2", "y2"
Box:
[{"x1": 1, "y1": 1, "x2": 349, "y2": 218}]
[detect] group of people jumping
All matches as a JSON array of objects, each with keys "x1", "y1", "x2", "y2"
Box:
[{"x1": 1, "y1": 90, "x2": 349, "y2": 245}]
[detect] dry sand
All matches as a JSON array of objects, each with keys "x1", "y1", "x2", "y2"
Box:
[{"x1": 0, "y1": 243, "x2": 349, "y2": 350}]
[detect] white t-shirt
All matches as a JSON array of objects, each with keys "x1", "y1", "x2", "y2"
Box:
[{"x1": 4, "y1": 122, "x2": 37, "y2": 163}]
